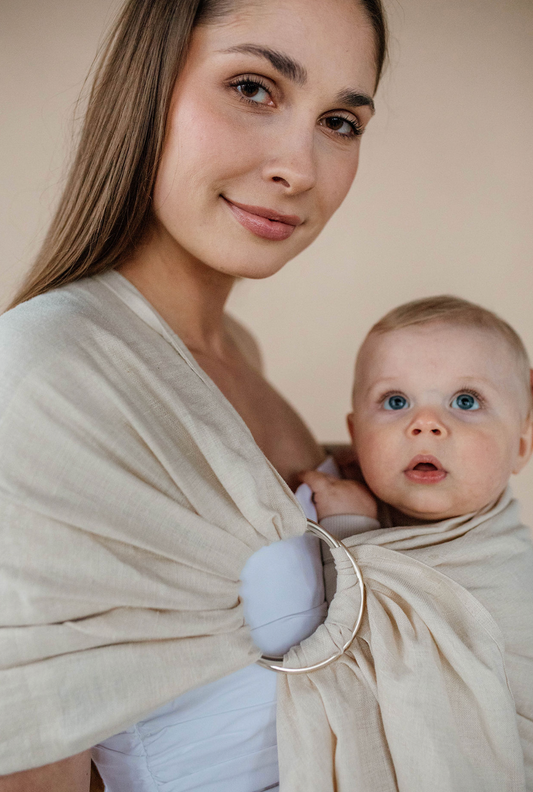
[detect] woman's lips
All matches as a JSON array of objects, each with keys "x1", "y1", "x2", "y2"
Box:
[
  {"x1": 222, "y1": 196, "x2": 301, "y2": 241},
  {"x1": 404, "y1": 455, "x2": 447, "y2": 484}
]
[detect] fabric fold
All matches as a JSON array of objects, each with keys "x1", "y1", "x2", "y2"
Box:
[
  {"x1": 277, "y1": 491, "x2": 530, "y2": 791},
  {"x1": 0, "y1": 272, "x2": 306, "y2": 772},
  {"x1": 0, "y1": 271, "x2": 531, "y2": 790}
]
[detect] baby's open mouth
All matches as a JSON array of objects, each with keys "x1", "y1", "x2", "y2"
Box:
[{"x1": 404, "y1": 456, "x2": 447, "y2": 484}]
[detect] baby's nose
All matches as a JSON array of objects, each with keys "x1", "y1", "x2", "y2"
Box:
[{"x1": 408, "y1": 409, "x2": 447, "y2": 437}]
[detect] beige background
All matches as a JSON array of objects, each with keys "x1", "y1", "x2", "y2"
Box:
[{"x1": 2, "y1": 0, "x2": 533, "y2": 520}]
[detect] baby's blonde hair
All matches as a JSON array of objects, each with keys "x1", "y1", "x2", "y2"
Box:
[{"x1": 361, "y1": 295, "x2": 532, "y2": 414}]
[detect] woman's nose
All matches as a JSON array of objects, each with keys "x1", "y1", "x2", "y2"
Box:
[
  {"x1": 407, "y1": 409, "x2": 448, "y2": 438},
  {"x1": 262, "y1": 127, "x2": 317, "y2": 195}
]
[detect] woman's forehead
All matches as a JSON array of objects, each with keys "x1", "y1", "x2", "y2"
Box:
[{"x1": 194, "y1": 0, "x2": 378, "y2": 95}]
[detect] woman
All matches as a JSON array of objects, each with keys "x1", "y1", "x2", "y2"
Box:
[{"x1": 0, "y1": 0, "x2": 386, "y2": 789}]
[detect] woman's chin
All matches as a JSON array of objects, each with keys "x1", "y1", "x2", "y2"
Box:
[{"x1": 201, "y1": 243, "x2": 303, "y2": 281}]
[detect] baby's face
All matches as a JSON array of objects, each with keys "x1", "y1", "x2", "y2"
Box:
[{"x1": 349, "y1": 322, "x2": 533, "y2": 521}]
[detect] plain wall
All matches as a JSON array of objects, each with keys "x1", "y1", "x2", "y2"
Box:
[{"x1": 2, "y1": 0, "x2": 533, "y2": 521}]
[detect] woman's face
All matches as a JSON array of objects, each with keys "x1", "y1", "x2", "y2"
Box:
[{"x1": 152, "y1": 0, "x2": 378, "y2": 280}]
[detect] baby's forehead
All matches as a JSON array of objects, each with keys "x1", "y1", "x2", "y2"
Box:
[
  {"x1": 360, "y1": 322, "x2": 508, "y2": 363},
  {"x1": 354, "y1": 322, "x2": 527, "y2": 398}
]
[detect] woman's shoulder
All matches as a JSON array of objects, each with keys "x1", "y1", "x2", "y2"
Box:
[{"x1": 0, "y1": 279, "x2": 113, "y2": 385}]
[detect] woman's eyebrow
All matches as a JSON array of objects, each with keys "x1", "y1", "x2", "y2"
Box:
[
  {"x1": 336, "y1": 88, "x2": 375, "y2": 115},
  {"x1": 220, "y1": 44, "x2": 375, "y2": 114},
  {"x1": 221, "y1": 44, "x2": 307, "y2": 84}
]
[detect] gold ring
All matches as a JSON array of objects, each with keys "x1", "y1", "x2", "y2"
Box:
[{"x1": 257, "y1": 519, "x2": 365, "y2": 674}]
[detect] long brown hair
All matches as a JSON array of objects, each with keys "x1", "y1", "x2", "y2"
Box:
[{"x1": 9, "y1": 0, "x2": 388, "y2": 310}]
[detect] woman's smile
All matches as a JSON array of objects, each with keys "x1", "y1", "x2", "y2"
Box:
[
  {"x1": 147, "y1": 0, "x2": 377, "y2": 282},
  {"x1": 222, "y1": 196, "x2": 302, "y2": 241}
]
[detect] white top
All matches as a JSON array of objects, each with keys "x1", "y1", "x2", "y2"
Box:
[{"x1": 93, "y1": 458, "x2": 339, "y2": 791}]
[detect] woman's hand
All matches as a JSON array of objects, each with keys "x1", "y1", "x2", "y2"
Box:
[
  {"x1": 300, "y1": 471, "x2": 377, "y2": 521},
  {"x1": 323, "y1": 443, "x2": 364, "y2": 482}
]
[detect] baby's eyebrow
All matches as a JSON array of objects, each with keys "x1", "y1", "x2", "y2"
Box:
[
  {"x1": 355, "y1": 381, "x2": 399, "y2": 400},
  {"x1": 364, "y1": 378, "x2": 402, "y2": 391},
  {"x1": 449, "y1": 376, "x2": 498, "y2": 392},
  {"x1": 359, "y1": 377, "x2": 498, "y2": 399}
]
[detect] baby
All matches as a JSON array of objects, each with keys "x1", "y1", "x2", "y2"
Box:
[
  {"x1": 299, "y1": 295, "x2": 533, "y2": 786},
  {"x1": 302, "y1": 294, "x2": 533, "y2": 531}
]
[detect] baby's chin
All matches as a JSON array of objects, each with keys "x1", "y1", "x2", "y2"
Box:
[{"x1": 383, "y1": 494, "x2": 501, "y2": 525}]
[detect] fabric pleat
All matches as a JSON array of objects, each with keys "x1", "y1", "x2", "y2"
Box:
[
  {"x1": 0, "y1": 271, "x2": 530, "y2": 791},
  {"x1": 277, "y1": 493, "x2": 532, "y2": 791},
  {"x1": 0, "y1": 272, "x2": 306, "y2": 772}
]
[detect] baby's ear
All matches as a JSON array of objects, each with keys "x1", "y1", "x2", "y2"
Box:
[
  {"x1": 513, "y1": 414, "x2": 533, "y2": 474},
  {"x1": 346, "y1": 413, "x2": 356, "y2": 445}
]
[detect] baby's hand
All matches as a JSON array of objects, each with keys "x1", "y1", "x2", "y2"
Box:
[{"x1": 299, "y1": 471, "x2": 378, "y2": 521}]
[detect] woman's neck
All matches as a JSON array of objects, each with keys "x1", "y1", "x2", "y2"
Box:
[{"x1": 118, "y1": 225, "x2": 235, "y2": 358}]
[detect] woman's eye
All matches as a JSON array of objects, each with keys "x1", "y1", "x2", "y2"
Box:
[
  {"x1": 232, "y1": 79, "x2": 272, "y2": 105},
  {"x1": 383, "y1": 395, "x2": 409, "y2": 411},
  {"x1": 451, "y1": 393, "x2": 480, "y2": 411},
  {"x1": 320, "y1": 115, "x2": 361, "y2": 138}
]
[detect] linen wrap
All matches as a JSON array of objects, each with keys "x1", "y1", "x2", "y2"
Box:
[{"x1": 0, "y1": 271, "x2": 531, "y2": 791}]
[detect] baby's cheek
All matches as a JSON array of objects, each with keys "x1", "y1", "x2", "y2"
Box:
[
  {"x1": 356, "y1": 435, "x2": 397, "y2": 497},
  {"x1": 460, "y1": 431, "x2": 511, "y2": 478},
  {"x1": 456, "y1": 431, "x2": 515, "y2": 507},
  {"x1": 465, "y1": 438, "x2": 511, "y2": 481}
]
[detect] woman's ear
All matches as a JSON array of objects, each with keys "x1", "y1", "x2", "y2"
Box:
[{"x1": 513, "y1": 415, "x2": 533, "y2": 475}]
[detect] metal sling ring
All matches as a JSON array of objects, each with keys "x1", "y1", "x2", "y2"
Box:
[{"x1": 257, "y1": 519, "x2": 366, "y2": 674}]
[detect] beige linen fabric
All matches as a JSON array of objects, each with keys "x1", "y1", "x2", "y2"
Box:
[
  {"x1": 278, "y1": 493, "x2": 532, "y2": 791},
  {"x1": 0, "y1": 271, "x2": 530, "y2": 790},
  {"x1": 0, "y1": 272, "x2": 306, "y2": 773}
]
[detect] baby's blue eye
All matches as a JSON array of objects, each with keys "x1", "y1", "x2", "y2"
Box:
[
  {"x1": 451, "y1": 393, "x2": 480, "y2": 411},
  {"x1": 383, "y1": 395, "x2": 409, "y2": 411}
]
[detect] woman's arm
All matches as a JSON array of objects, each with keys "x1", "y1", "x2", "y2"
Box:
[{"x1": 0, "y1": 751, "x2": 91, "y2": 792}]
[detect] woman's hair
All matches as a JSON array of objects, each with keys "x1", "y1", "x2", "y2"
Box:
[{"x1": 9, "y1": 0, "x2": 388, "y2": 310}]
